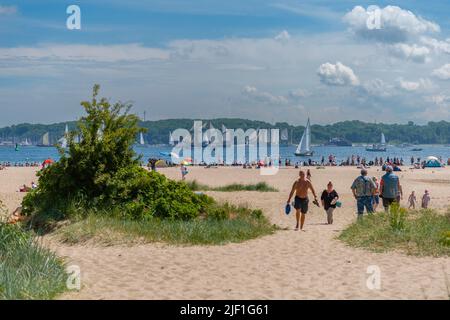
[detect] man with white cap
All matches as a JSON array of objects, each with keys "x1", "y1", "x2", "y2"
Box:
[{"x1": 380, "y1": 165, "x2": 401, "y2": 211}]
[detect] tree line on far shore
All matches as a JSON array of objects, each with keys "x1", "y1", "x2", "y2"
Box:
[{"x1": 0, "y1": 119, "x2": 449, "y2": 146}]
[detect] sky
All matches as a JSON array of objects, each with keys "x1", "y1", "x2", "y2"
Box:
[{"x1": 0, "y1": 0, "x2": 449, "y2": 126}]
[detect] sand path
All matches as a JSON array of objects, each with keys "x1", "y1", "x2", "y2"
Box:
[{"x1": 1, "y1": 166, "x2": 449, "y2": 299}]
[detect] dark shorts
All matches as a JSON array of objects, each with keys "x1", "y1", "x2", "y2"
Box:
[
  {"x1": 294, "y1": 196, "x2": 309, "y2": 214},
  {"x1": 382, "y1": 197, "x2": 396, "y2": 208}
]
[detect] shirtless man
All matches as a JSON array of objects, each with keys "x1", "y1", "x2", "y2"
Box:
[{"x1": 287, "y1": 170, "x2": 318, "y2": 231}]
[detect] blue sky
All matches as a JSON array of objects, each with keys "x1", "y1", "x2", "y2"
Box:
[{"x1": 1, "y1": 1, "x2": 449, "y2": 126}]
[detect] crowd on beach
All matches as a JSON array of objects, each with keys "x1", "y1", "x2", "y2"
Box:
[
  {"x1": 286, "y1": 165, "x2": 433, "y2": 231},
  {"x1": 0, "y1": 161, "x2": 41, "y2": 169}
]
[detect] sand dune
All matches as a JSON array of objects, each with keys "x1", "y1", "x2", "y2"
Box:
[{"x1": 1, "y1": 166, "x2": 449, "y2": 299}]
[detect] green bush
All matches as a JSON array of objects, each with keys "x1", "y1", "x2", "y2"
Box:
[{"x1": 22, "y1": 85, "x2": 213, "y2": 224}]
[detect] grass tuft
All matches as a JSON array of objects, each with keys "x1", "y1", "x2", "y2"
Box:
[
  {"x1": 0, "y1": 223, "x2": 67, "y2": 300},
  {"x1": 339, "y1": 208, "x2": 450, "y2": 257},
  {"x1": 186, "y1": 180, "x2": 278, "y2": 192},
  {"x1": 56, "y1": 204, "x2": 278, "y2": 246}
]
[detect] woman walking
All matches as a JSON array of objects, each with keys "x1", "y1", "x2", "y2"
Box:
[{"x1": 321, "y1": 181, "x2": 339, "y2": 225}]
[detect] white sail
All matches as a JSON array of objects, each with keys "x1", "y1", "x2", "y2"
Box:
[
  {"x1": 295, "y1": 119, "x2": 311, "y2": 154},
  {"x1": 139, "y1": 132, "x2": 145, "y2": 145},
  {"x1": 42, "y1": 132, "x2": 50, "y2": 146},
  {"x1": 169, "y1": 131, "x2": 174, "y2": 145},
  {"x1": 381, "y1": 132, "x2": 386, "y2": 145},
  {"x1": 59, "y1": 125, "x2": 69, "y2": 148}
]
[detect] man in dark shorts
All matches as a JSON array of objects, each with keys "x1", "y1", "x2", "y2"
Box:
[{"x1": 287, "y1": 170, "x2": 318, "y2": 231}]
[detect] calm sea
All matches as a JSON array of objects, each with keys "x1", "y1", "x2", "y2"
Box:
[{"x1": 1, "y1": 145, "x2": 448, "y2": 164}]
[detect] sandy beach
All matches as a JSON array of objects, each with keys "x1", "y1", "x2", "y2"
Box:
[{"x1": 1, "y1": 165, "x2": 449, "y2": 299}]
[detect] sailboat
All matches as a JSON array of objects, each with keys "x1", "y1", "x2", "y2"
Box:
[
  {"x1": 37, "y1": 132, "x2": 51, "y2": 147},
  {"x1": 58, "y1": 125, "x2": 69, "y2": 148},
  {"x1": 169, "y1": 131, "x2": 175, "y2": 146},
  {"x1": 295, "y1": 118, "x2": 314, "y2": 156},
  {"x1": 366, "y1": 132, "x2": 387, "y2": 152},
  {"x1": 20, "y1": 138, "x2": 32, "y2": 146},
  {"x1": 139, "y1": 132, "x2": 145, "y2": 145}
]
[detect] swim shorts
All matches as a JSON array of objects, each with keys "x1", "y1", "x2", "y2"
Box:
[{"x1": 294, "y1": 196, "x2": 309, "y2": 214}]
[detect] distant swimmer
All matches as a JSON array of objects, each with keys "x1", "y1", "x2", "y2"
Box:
[{"x1": 287, "y1": 170, "x2": 318, "y2": 231}]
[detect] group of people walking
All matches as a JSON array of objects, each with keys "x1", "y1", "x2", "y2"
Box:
[{"x1": 286, "y1": 167, "x2": 432, "y2": 231}]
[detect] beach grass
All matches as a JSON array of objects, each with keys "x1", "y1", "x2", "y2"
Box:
[
  {"x1": 339, "y1": 207, "x2": 450, "y2": 257},
  {"x1": 186, "y1": 180, "x2": 278, "y2": 192},
  {"x1": 0, "y1": 223, "x2": 67, "y2": 300},
  {"x1": 55, "y1": 204, "x2": 278, "y2": 246}
]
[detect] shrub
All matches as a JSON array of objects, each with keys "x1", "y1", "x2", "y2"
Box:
[{"x1": 22, "y1": 85, "x2": 213, "y2": 224}]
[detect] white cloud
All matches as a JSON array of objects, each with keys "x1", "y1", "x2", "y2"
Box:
[
  {"x1": 420, "y1": 37, "x2": 450, "y2": 54},
  {"x1": 0, "y1": 44, "x2": 169, "y2": 62},
  {"x1": 242, "y1": 86, "x2": 289, "y2": 105},
  {"x1": 274, "y1": 30, "x2": 291, "y2": 42},
  {"x1": 397, "y1": 78, "x2": 433, "y2": 91},
  {"x1": 343, "y1": 5, "x2": 440, "y2": 43},
  {"x1": 360, "y1": 78, "x2": 394, "y2": 97},
  {"x1": 289, "y1": 88, "x2": 309, "y2": 99},
  {"x1": 388, "y1": 43, "x2": 430, "y2": 63},
  {"x1": 0, "y1": 5, "x2": 16, "y2": 15},
  {"x1": 317, "y1": 62, "x2": 360, "y2": 86},
  {"x1": 432, "y1": 64, "x2": 450, "y2": 80}
]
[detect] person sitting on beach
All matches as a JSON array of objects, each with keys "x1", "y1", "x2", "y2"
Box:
[
  {"x1": 421, "y1": 190, "x2": 431, "y2": 209},
  {"x1": 287, "y1": 170, "x2": 319, "y2": 231},
  {"x1": 31, "y1": 181, "x2": 37, "y2": 189},
  {"x1": 18, "y1": 184, "x2": 31, "y2": 192},
  {"x1": 351, "y1": 169, "x2": 376, "y2": 218},
  {"x1": 321, "y1": 181, "x2": 339, "y2": 225},
  {"x1": 380, "y1": 165, "x2": 401, "y2": 212},
  {"x1": 408, "y1": 191, "x2": 417, "y2": 209}
]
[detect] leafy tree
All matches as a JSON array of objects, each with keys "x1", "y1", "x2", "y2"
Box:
[{"x1": 22, "y1": 85, "x2": 210, "y2": 223}]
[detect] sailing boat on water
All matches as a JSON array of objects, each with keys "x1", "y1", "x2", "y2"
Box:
[
  {"x1": 294, "y1": 118, "x2": 314, "y2": 156},
  {"x1": 366, "y1": 132, "x2": 387, "y2": 152},
  {"x1": 139, "y1": 132, "x2": 145, "y2": 145},
  {"x1": 58, "y1": 125, "x2": 69, "y2": 148},
  {"x1": 169, "y1": 131, "x2": 175, "y2": 146},
  {"x1": 37, "y1": 132, "x2": 51, "y2": 147}
]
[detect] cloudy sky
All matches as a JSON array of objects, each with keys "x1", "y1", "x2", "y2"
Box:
[{"x1": 1, "y1": 0, "x2": 449, "y2": 126}]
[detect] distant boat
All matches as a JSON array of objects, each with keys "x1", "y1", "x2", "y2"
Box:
[
  {"x1": 37, "y1": 132, "x2": 51, "y2": 147},
  {"x1": 169, "y1": 131, "x2": 175, "y2": 146},
  {"x1": 139, "y1": 132, "x2": 145, "y2": 145},
  {"x1": 325, "y1": 137, "x2": 352, "y2": 147},
  {"x1": 366, "y1": 133, "x2": 387, "y2": 152},
  {"x1": 295, "y1": 118, "x2": 314, "y2": 156},
  {"x1": 58, "y1": 125, "x2": 69, "y2": 148},
  {"x1": 411, "y1": 148, "x2": 423, "y2": 152},
  {"x1": 20, "y1": 138, "x2": 32, "y2": 147}
]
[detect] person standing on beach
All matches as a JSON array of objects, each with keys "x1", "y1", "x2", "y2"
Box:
[
  {"x1": 351, "y1": 169, "x2": 376, "y2": 218},
  {"x1": 321, "y1": 181, "x2": 339, "y2": 224},
  {"x1": 287, "y1": 170, "x2": 319, "y2": 231},
  {"x1": 306, "y1": 169, "x2": 312, "y2": 181},
  {"x1": 180, "y1": 164, "x2": 188, "y2": 180},
  {"x1": 421, "y1": 190, "x2": 431, "y2": 209},
  {"x1": 408, "y1": 191, "x2": 417, "y2": 209},
  {"x1": 380, "y1": 165, "x2": 401, "y2": 211},
  {"x1": 372, "y1": 177, "x2": 380, "y2": 211}
]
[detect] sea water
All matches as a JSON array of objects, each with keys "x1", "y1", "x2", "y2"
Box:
[{"x1": 1, "y1": 145, "x2": 448, "y2": 165}]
